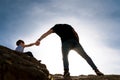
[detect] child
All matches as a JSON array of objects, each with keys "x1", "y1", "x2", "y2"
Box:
[{"x1": 15, "y1": 39, "x2": 40, "y2": 57}]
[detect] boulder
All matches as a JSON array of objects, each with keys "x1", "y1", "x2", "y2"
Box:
[{"x1": 0, "y1": 45, "x2": 49, "y2": 80}]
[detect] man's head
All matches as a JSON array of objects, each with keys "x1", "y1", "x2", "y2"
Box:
[
  {"x1": 54, "y1": 24, "x2": 71, "y2": 27},
  {"x1": 16, "y1": 40, "x2": 25, "y2": 46}
]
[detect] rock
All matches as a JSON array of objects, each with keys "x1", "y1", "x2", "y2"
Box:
[
  {"x1": 0, "y1": 45, "x2": 49, "y2": 80},
  {"x1": 52, "y1": 74, "x2": 120, "y2": 80}
]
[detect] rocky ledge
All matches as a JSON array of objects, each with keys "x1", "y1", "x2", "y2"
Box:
[
  {"x1": 52, "y1": 74, "x2": 120, "y2": 80},
  {"x1": 0, "y1": 45, "x2": 49, "y2": 80}
]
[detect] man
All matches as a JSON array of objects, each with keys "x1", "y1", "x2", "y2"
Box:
[{"x1": 36, "y1": 24, "x2": 104, "y2": 77}]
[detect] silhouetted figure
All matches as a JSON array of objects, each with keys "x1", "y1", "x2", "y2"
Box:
[{"x1": 36, "y1": 24, "x2": 104, "y2": 77}]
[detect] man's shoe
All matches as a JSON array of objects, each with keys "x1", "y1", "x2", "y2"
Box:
[
  {"x1": 95, "y1": 69, "x2": 104, "y2": 76},
  {"x1": 64, "y1": 72, "x2": 70, "y2": 77}
]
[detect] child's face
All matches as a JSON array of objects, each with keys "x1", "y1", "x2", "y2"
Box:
[{"x1": 20, "y1": 42, "x2": 25, "y2": 47}]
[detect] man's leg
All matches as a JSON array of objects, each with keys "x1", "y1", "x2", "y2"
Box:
[
  {"x1": 62, "y1": 42, "x2": 70, "y2": 77},
  {"x1": 74, "y1": 43, "x2": 104, "y2": 76}
]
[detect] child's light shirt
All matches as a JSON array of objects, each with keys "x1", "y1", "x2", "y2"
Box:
[{"x1": 15, "y1": 45, "x2": 24, "y2": 52}]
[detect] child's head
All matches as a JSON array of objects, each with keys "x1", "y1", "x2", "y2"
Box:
[{"x1": 16, "y1": 40, "x2": 25, "y2": 46}]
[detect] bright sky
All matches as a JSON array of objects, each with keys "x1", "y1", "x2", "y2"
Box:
[{"x1": 0, "y1": 0, "x2": 120, "y2": 76}]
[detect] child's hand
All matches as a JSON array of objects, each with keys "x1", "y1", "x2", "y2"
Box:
[{"x1": 35, "y1": 41, "x2": 40, "y2": 46}]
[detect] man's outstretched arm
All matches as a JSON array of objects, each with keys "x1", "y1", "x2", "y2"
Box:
[{"x1": 37, "y1": 29, "x2": 54, "y2": 42}]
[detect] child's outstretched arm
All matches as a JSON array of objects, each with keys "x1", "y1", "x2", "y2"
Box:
[{"x1": 24, "y1": 42, "x2": 36, "y2": 47}]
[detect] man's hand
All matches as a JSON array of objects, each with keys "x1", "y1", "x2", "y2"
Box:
[{"x1": 35, "y1": 40, "x2": 40, "y2": 46}]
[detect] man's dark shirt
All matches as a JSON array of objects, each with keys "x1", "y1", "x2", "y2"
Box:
[{"x1": 51, "y1": 24, "x2": 79, "y2": 42}]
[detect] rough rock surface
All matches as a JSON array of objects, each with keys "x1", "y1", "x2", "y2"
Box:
[
  {"x1": 0, "y1": 45, "x2": 49, "y2": 80},
  {"x1": 52, "y1": 74, "x2": 120, "y2": 80}
]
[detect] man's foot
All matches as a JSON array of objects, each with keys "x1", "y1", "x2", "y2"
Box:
[
  {"x1": 64, "y1": 71, "x2": 70, "y2": 77},
  {"x1": 95, "y1": 69, "x2": 104, "y2": 76}
]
